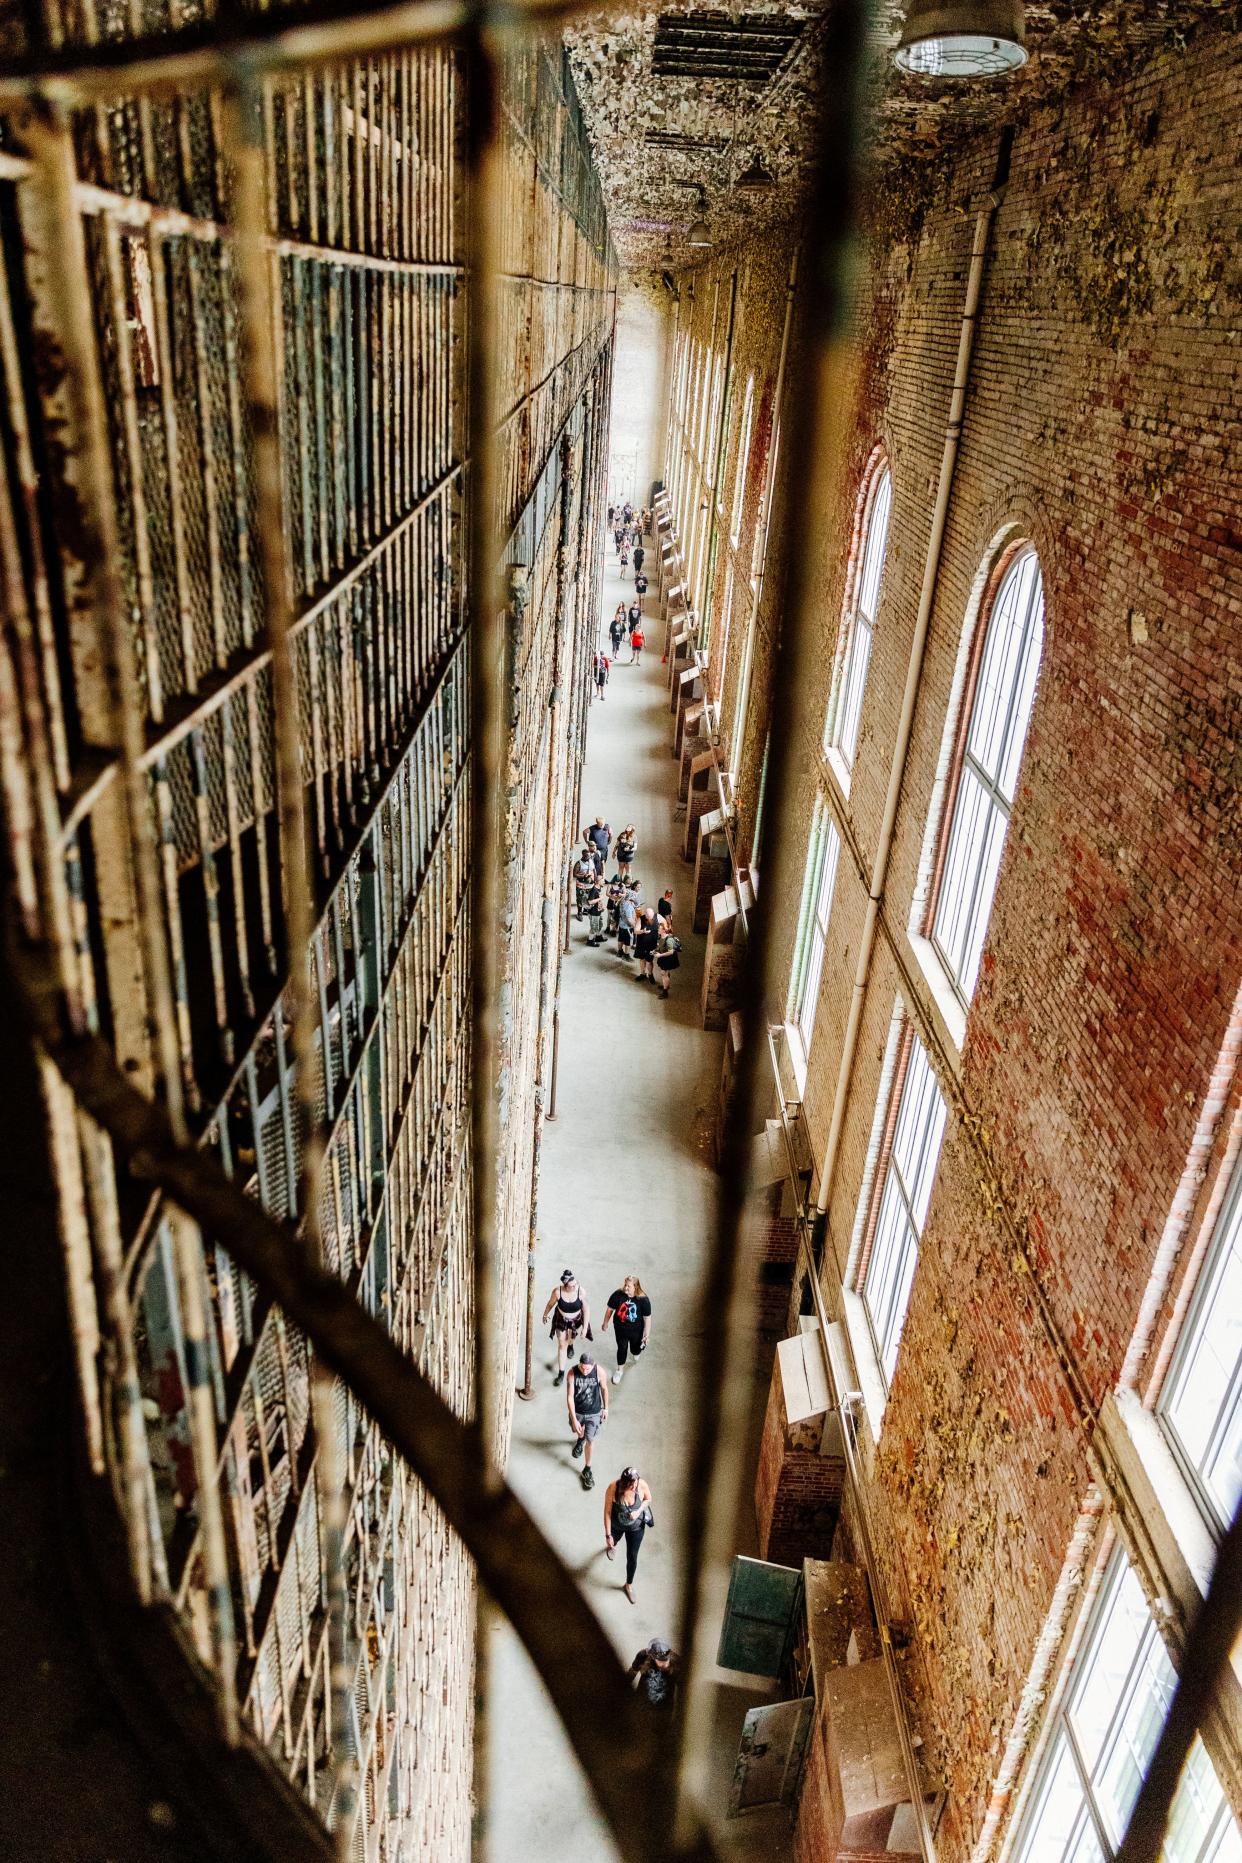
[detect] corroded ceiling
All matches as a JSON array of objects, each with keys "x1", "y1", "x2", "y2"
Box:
[{"x1": 564, "y1": 0, "x2": 1236, "y2": 276}]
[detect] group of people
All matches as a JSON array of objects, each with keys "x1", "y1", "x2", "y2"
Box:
[
  {"x1": 574, "y1": 817, "x2": 681, "y2": 996},
  {"x1": 531, "y1": 510, "x2": 682, "y2": 1706},
  {"x1": 593, "y1": 500, "x2": 652, "y2": 697}
]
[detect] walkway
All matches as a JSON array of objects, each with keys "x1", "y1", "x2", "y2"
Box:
[{"x1": 485, "y1": 540, "x2": 789, "y2": 1861}]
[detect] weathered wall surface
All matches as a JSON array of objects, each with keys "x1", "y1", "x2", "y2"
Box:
[{"x1": 660, "y1": 18, "x2": 1242, "y2": 1863}]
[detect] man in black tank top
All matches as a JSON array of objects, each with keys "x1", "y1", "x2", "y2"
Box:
[{"x1": 567, "y1": 1353, "x2": 608, "y2": 1490}]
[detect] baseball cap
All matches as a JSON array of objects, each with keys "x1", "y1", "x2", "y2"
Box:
[{"x1": 648, "y1": 1639, "x2": 671, "y2": 1659}]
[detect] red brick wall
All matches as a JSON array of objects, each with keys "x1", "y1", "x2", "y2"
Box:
[
  {"x1": 755, "y1": 1358, "x2": 845, "y2": 1565},
  {"x1": 682, "y1": 18, "x2": 1242, "y2": 1863}
]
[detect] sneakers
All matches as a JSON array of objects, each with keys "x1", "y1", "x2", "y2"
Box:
[
  {"x1": 571, "y1": 1436, "x2": 584, "y2": 1459},
  {"x1": 553, "y1": 1371, "x2": 564, "y2": 1387},
  {"x1": 567, "y1": 1344, "x2": 575, "y2": 1362},
  {"x1": 580, "y1": 1466, "x2": 595, "y2": 1491},
  {"x1": 611, "y1": 1370, "x2": 623, "y2": 1385}
]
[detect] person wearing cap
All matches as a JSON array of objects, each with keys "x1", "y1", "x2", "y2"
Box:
[
  {"x1": 628, "y1": 1639, "x2": 680, "y2": 1711},
  {"x1": 603, "y1": 1465, "x2": 655, "y2": 1604},
  {"x1": 566, "y1": 1350, "x2": 608, "y2": 1491},
  {"x1": 541, "y1": 1270, "x2": 592, "y2": 1387}
]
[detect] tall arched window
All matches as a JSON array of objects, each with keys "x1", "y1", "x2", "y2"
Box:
[
  {"x1": 930, "y1": 546, "x2": 1044, "y2": 1006},
  {"x1": 827, "y1": 462, "x2": 892, "y2": 771}
]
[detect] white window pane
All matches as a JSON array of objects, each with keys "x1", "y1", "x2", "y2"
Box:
[
  {"x1": 958, "y1": 802, "x2": 1010, "y2": 1000},
  {"x1": 1163, "y1": 1163, "x2": 1242, "y2": 1531},
  {"x1": 864, "y1": 1033, "x2": 946, "y2": 1381},
  {"x1": 1068, "y1": 1560, "x2": 1155, "y2": 1773},
  {"x1": 1094, "y1": 1630, "x2": 1177, "y2": 1842},
  {"x1": 837, "y1": 620, "x2": 873, "y2": 764},
  {"x1": 1020, "y1": 1736, "x2": 1104, "y2": 1863},
  {"x1": 858, "y1": 471, "x2": 892, "y2": 621},
  {"x1": 1164, "y1": 1743, "x2": 1241, "y2": 1863}
]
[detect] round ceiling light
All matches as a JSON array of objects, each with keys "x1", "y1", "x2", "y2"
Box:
[
  {"x1": 687, "y1": 216, "x2": 711, "y2": 248},
  {"x1": 894, "y1": 0, "x2": 1027, "y2": 76}
]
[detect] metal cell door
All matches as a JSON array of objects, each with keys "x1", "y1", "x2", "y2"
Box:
[
  {"x1": 716, "y1": 1555, "x2": 804, "y2": 1676},
  {"x1": 729, "y1": 1695, "x2": 814, "y2": 1817}
]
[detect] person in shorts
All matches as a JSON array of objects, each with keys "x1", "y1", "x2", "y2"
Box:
[
  {"x1": 655, "y1": 930, "x2": 681, "y2": 997},
  {"x1": 572, "y1": 849, "x2": 596, "y2": 918},
  {"x1": 615, "y1": 825, "x2": 637, "y2": 879},
  {"x1": 634, "y1": 908, "x2": 660, "y2": 981},
  {"x1": 583, "y1": 874, "x2": 606, "y2": 945},
  {"x1": 567, "y1": 1352, "x2": 608, "y2": 1490},
  {"x1": 631, "y1": 623, "x2": 645, "y2": 665}
]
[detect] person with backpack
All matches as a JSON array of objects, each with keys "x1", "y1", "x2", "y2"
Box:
[
  {"x1": 595, "y1": 653, "x2": 610, "y2": 700},
  {"x1": 566, "y1": 1351, "x2": 609, "y2": 1491},
  {"x1": 655, "y1": 928, "x2": 681, "y2": 997},
  {"x1": 603, "y1": 1466, "x2": 655, "y2": 1603},
  {"x1": 633, "y1": 908, "x2": 659, "y2": 981}
]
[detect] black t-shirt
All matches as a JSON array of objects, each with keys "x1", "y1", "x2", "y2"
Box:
[{"x1": 609, "y1": 1290, "x2": 651, "y2": 1332}]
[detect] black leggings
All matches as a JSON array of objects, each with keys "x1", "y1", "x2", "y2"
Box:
[
  {"x1": 616, "y1": 1328, "x2": 644, "y2": 1366},
  {"x1": 616, "y1": 1521, "x2": 646, "y2": 1584}
]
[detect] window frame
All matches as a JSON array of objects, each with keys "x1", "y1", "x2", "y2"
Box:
[
  {"x1": 825, "y1": 457, "x2": 893, "y2": 775},
  {"x1": 789, "y1": 803, "x2": 842, "y2": 1049},
  {"x1": 1012, "y1": 1545, "x2": 1239, "y2": 1863},
  {"x1": 925, "y1": 544, "x2": 1044, "y2": 1011},
  {"x1": 1157, "y1": 1148, "x2": 1242, "y2": 1542},
  {"x1": 855, "y1": 1019, "x2": 948, "y2": 1386}
]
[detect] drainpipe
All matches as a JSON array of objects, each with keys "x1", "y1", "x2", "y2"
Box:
[{"x1": 812, "y1": 137, "x2": 1011, "y2": 1250}]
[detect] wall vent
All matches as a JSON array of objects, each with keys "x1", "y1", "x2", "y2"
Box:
[{"x1": 650, "y1": 11, "x2": 806, "y2": 84}]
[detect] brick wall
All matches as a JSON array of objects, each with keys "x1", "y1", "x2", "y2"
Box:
[{"x1": 668, "y1": 18, "x2": 1242, "y2": 1863}]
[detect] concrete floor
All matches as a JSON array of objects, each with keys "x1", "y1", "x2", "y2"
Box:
[{"x1": 485, "y1": 544, "x2": 792, "y2": 1862}]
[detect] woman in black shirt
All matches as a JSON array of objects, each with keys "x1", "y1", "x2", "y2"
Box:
[{"x1": 602, "y1": 1276, "x2": 651, "y2": 1383}]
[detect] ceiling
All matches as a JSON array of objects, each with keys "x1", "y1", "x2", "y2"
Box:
[{"x1": 563, "y1": 0, "x2": 1234, "y2": 276}]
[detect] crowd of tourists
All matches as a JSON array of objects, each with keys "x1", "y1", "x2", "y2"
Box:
[
  {"x1": 592, "y1": 500, "x2": 651, "y2": 696},
  {"x1": 574, "y1": 817, "x2": 681, "y2": 997}
]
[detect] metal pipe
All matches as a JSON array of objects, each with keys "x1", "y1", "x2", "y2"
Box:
[
  {"x1": 514, "y1": 1243, "x2": 536, "y2": 1402},
  {"x1": 815, "y1": 165, "x2": 1008, "y2": 1222}
]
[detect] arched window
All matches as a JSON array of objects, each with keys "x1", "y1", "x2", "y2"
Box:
[
  {"x1": 930, "y1": 546, "x2": 1044, "y2": 1006},
  {"x1": 827, "y1": 462, "x2": 892, "y2": 771}
]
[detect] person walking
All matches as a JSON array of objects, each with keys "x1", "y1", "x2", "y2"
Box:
[
  {"x1": 633, "y1": 542, "x2": 645, "y2": 578},
  {"x1": 628, "y1": 1639, "x2": 680, "y2": 1711},
  {"x1": 655, "y1": 928, "x2": 681, "y2": 997},
  {"x1": 607, "y1": 502, "x2": 616, "y2": 528},
  {"x1": 619, "y1": 541, "x2": 629, "y2": 580},
  {"x1": 634, "y1": 570, "x2": 648, "y2": 603},
  {"x1": 604, "y1": 1466, "x2": 654, "y2": 1603},
  {"x1": 633, "y1": 907, "x2": 659, "y2": 981},
  {"x1": 615, "y1": 824, "x2": 636, "y2": 880},
  {"x1": 602, "y1": 1276, "x2": 651, "y2": 1381},
  {"x1": 656, "y1": 887, "x2": 674, "y2": 929},
  {"x1": 631, "y1": 622, "x2": 645, "y2": 666},
  {"x1": 542, "y1": 1269, "x2": 592, "y2": 1386},
  {"x1": 627, "y1": 601, "x2": 641, "y2": 655},
  {"x1": 595, "y1": 652, "x2": 610, "y2": 699},
  {"x1": 609, "y1": 606, "x2": 625, "y2": 655},
  {"x1": 613, "y1": 525, "x2": 623, "y2": 553},
  {"x1": 567, "y1": 1350, "x2": 608, "y2": 1490}
]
